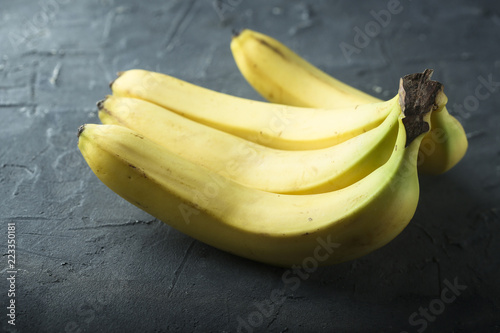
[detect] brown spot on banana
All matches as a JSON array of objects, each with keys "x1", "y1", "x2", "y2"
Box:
[{"x1": 256, "y1": 37, "x2": 287, "y2": 60}]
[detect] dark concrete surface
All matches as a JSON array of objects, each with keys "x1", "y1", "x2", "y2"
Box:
[{"x1": 1, "y1": 0, "x2": 499, "y2": 332}]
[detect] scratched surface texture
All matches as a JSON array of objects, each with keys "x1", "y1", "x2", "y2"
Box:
[{"x1": 1, "y1": 0, "x2": 499, "y2": 332}]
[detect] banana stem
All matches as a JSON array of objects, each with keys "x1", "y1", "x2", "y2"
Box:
[{"x1": 398, "y1": 69, "x2": 445, "y2": 147}]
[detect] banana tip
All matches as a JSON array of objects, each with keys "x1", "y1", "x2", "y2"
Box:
[
  {"x1": 96, "y1": 98, "x2": 106, "y2": 110},
  {"x1": 77, "y1": 124, "x2": 86, "y2": 138},
  {"x1": 109, "y1": 72, "x2": 124, "y2": 89},
  {"x1": 231, "y1": 28, "x2": 242, "y2": 38}
]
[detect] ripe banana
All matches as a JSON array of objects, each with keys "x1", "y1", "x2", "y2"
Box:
[
  {"x1": 110, "y1": 69, "x2": 393, "y2": 150},
  {"x1": 230, "y1": 29, "x2": 379, "y2": 107},
  {"x1": 230, "y1": 29, "x2": 380, "y2": 108},
  {"x1": 98, "y1": 94, "x2": 400, "y2": 194},
  {"x1": 78, "y1": 114, "x2": 416, "y2": 267},
  {"x1": 79, "y1": 71, "x2": 443, "y2": 267},
  {"x1": 230, "y1": 29, "x2": 468, "y2": 174}
]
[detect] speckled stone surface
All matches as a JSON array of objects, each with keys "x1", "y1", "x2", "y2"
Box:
[{"x1": 1, "y1": 1, "x2": 499, "y2": 332}]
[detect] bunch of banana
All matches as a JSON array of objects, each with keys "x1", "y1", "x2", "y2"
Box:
[
  {"x1": 230, "y1": 29, "x2": 468, "y2": 174},
  {"x1": 97, "y1": 94, "x2": 400, "y2": 194},
  {"x1": 77, "y1": 30, "x2": 465, "y2": 267}
]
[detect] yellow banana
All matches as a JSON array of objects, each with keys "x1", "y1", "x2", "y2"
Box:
[
  {"x1": 230, "y1": 29, "x2": 468, "y2": 174},
  {"x1": 78, "y1": 71, "x2": 444, "y2": 267},
  {"x1": 98, "y1": 94, "x2": 400, "y2": 194},
  {"x1": 230, "y1": 29, "x2": 380, "y2": 107},
  {"x1": 78, "y1": 115, "x2": 416, "y2": 267},
  {"x1": 110, "y1": 69, "x2": 393, "y2": 150}
]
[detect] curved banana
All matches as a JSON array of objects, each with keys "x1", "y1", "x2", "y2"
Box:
[
  {"x1": 230, "y1": 29, "x2": 379, "y2": 107},
  {"x1": 98, "y1": 94, "x2": 400, "y2": 194},
  {"x1": 78, "y1": 113, "x2": 420, "y2": 267},
  {"x1": 79, "y1": 70, "x2": 443, "y2": 266},
  {"x1": 110, "y1": 69, "x2": 393, "y2": 150},
  {"x1": 230, "y1": 29, "x2": 468, "y2": 174}
]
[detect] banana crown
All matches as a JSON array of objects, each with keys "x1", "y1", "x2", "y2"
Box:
[
  {"x1": 231, "y1": 29, "x2": 467, "y2": 174},
  {"x1": 398, "y1": 69, "x2": 444, "y2": 147}
]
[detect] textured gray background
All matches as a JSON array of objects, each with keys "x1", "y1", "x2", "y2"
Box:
[{"x1": 1, "y1": 0, "x2": 499, "y2": 332}]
